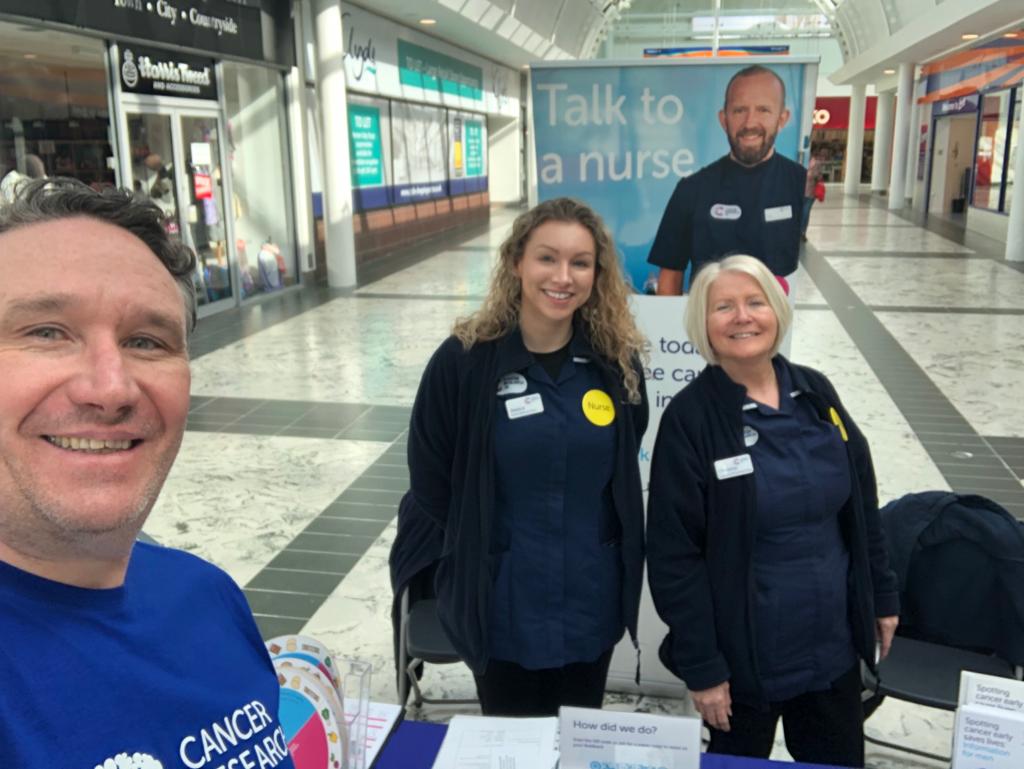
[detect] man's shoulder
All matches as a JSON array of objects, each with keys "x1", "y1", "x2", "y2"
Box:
[
  {"x1": 130, "y1": 541, "x2": 236, "y2": 592},
  {"x1": 771, "y1": 153, "x2": 807, "y2": 178}
]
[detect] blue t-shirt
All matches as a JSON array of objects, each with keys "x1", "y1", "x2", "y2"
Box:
[
  {"x1": 0, "y1": 542, "x2": 295, "y2": 769},
  {"x1": 743, "y1": 363, "x2": 857, "y2": 701},
  {"x1": 488, "y1": 346, "x2": 623, "y2": 669},
  {"x1": 648, "y1": 153, "x2": 806, "y2": 278}
]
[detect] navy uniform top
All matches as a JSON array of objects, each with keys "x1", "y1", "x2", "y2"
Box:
[
  {"x1": 488, "y1": 336, "x2": 623, "y2": 669},
  {"x1": 648, "y1": 153, "x2": 806, "y2": 278},
  {"x1": 743, "y1": 362, "x2": 857, "y2": 701}
]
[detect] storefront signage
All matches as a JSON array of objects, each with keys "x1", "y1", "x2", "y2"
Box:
[
  {"x1": 812, "y1": 96, "x2": 878, "y2": 130},
  {"x1": 342, "y1": 11, "x2": 378, "y2": 87},
  {"x1": 3, "y1": 0, "x2": 283, "y2": 64},
  {"x1": 397, "y1": 40, "x2": 483, "y2": 102},
  {"x1": 348, "y1": 105, "x2": 384, "y2": 187},
  {"x1": 119, "y1": 46, "x2": 217, "y2": 100},
  {"x1": 933, "y1": 93, "x2": 980, "y2": 117},
  {"x1": 339, "y1": 2, "x2": 517, "y2": 118},
  {"x1": 193, "y1": 172, "x2": 213, "y2": 200},
  {"x1": 465, "y1": 121, "x2": 484, "y2": 177}
]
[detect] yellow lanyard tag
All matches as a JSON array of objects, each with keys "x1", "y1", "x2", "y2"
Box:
[{"x1": 829, "y1": 407, "x2": 849, "y2": 442}]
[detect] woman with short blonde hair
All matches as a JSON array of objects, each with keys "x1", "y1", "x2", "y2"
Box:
[{"x1": 648, "y1": 255, "x2": 898, "y2": 767}]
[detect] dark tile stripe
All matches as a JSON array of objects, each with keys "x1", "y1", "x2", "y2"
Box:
[
  {"x1": 241, "y1": 449, "x2": 410, "y2": 637},
  {"x1": 186, "y1": 398, "x2": 409, "y2": 441},
  {"x1": 253, "y1": 615, "x2": 306, "y2": 639},
  {"x1": 867, "y1": 306, "x2": 1024, "y2": 316},
  {"x1": 801, "y1": 246, "x2": 1024, "y2": 519}
]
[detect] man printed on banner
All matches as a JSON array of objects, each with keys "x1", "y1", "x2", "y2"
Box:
[{"x1": 648, "y1": 64, "x2": 806, "y2": 295}]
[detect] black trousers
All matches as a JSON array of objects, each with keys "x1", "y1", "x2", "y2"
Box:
[
  {"x1": 473, "y1": 648, "x2": 614, "y2": 716},
  {"x1": 707, "y1": 664, "x2": 865, "y2": 768}
]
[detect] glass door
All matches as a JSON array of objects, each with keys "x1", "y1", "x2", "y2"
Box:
[
  {"x1": 180, "y1": 115, "x2": 231, "y2": 305},
  {"x1": 122, "y1": 103, "x2": 235, "y2": 314},
  {"x1": 125, "y1": 113, "x2": 182, "y2": 235}
]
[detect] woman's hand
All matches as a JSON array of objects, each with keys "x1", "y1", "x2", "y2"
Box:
[
  {"x1": 876, "y1": 615, "x2": 899, "y2": 661},
  {"x1": 691, "y1": 681, "x2": 732, "y2": 732}
]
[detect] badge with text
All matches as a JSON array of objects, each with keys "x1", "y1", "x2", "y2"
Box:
[
  {"x1": 559, "y1": 706, "x2": 701, "y2": 769},
  {"x1": 497, "y1": 373, "x2": 528, "y2": 396},
  {"x1": 710, "y1": 203, "x2": 742, "y2": 220},
  {"x1": 505, "y1": 393, "x2": 544, "y2": 420},
  {"x1": 764, "y1": 204, "x2": 793, "y2": 222},
  {"x1": 582, "y1": 389, "x2": 615, "y2": 426},
  {"x1": 714, "y1": 453, "x2": 754, "y2": 480}
]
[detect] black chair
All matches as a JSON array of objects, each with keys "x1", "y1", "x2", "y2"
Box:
[
  {"x1": 396, "y1": 584, "x2": 477, "y2": 708},
  {"x1": 863, "y1": 492, "x2": 1024, "y2": 762}
]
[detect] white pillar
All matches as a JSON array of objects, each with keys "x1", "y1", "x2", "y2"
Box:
[
  {"x1": 1006, "y1": 127, "x2": 1024, "y2": 261},
  {"x1": 843, "y1": 84, "x2": 867, "y2": 196},
  {"x1": 871, "y1": 91, "x2": 896, "y2": 194},
  {"x1": 889, "y1": 62, "x2": 914, "y2": 208},
  {"x1": 313, "y1": 0, "x2": 357, "y2": 288}
]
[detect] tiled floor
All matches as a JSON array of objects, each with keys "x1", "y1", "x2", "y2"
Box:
[{"x1": 146, "y1": 195, "x2": 1024, "y2": 768}]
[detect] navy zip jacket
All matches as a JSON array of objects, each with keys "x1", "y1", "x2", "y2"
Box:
[
  {"x1": 647, "y1": 357, "x2": 899, "y2": 705},
  {"x1": 408, "y1": 323, "x2": 648, "y2": 675}
]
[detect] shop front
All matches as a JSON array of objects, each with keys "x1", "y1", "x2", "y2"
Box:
[
  {"x1": 810, "y1": 95, "x2": 878, "y2": 183},
  {"x1": 916, "y1": 35, "x2": 1022, "y2": 241},
  {"x1": 0, "y1": 1, "x2": 299, "y2": 317}
]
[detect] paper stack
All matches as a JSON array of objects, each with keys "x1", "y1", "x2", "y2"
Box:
[{"x1": 952, "y1": 671, "x2": 1024, "y2": 769}]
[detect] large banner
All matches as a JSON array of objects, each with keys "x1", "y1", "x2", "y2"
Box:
[
  {"x1": 530, "y1": 58, "x2": 818, "y2": 695},
  {"x1": 531, "y1": 60, "x2": 811, "y2": 291}
]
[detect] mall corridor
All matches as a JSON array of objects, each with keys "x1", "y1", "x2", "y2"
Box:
[{"x1": 139, "y1": 189, "x2": 1023, "y2": 768}]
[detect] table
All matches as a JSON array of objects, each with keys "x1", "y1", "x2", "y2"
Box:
[{"x1": 373, "y1": 720, "x2": 848, "y2": 769}]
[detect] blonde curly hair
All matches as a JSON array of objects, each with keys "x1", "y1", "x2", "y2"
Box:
[{"x1": 453, "y1": 197, "x2": 648, "y2": 403}]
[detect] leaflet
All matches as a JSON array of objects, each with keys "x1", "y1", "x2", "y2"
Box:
[
  {"x1": 953, "y1": 672, "x2": 1024, "y2": 769},
  {"x1": 431, "y1": 715, "x2": 558, "y2": 769}
]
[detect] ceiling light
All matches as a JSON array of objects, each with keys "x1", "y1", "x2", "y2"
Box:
[
  {"x1": 23, "y1": 53, "x2": 37, "y2": 59},
  {"x1": 419, "y1": 18, "x2": 437, "y2": 25},
  {"x1": 961, "y1": 33, "x2": 979, "y2": 40},
  {"x1": 1004, "y1": 33, "x2": 1019, "y2": 38},
  {"x1": 883, "y1": 68, "x2": 895, "y2": 74}
]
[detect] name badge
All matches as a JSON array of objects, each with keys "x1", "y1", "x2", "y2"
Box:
[
  {"x1": 497, "y1": 373, "x2": 528, "y2": 396},
  {"x1": 714, "y1": 453, "x2": 754, "y2": 480},
  {"x1": 710, "y1": 203, "x2": 742, "y2": 220},
  {"x1": 505, "y1": 393, "x2": 544, "y2": 420},
  {"x1": 764, "y1": 204, "x2": 793, "y2": 222}
]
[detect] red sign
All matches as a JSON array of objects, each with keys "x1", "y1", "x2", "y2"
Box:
[
  {"x1": 193, "y1": 171, "x2": 213, "y2": 200},
  {"x1": 812, "y1": 96, "x2": 879, "y2": 130}
]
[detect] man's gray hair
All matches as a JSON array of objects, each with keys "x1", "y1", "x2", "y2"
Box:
[{"x1": 0, "y1": 177, "x2": 197, "y2": 335}]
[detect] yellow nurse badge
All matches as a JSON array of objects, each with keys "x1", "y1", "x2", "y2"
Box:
[
  {"x1": 582, "y1": 389, "x2": 616, "y2": 426},
  {"x1": 829, "y1": 407, "x2": 849, "y2": 442}
]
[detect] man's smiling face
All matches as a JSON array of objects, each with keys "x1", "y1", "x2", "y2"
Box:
[{"x1": 0, "y1": 216, "x2": 190, "y2": 554}]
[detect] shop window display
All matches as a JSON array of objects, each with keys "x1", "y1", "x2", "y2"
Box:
[
  {"x1": 222, "y1": 61, "x2": 297, "y2": 299},
  {"x1": 973, "y1": 90, "x2": 1013, "y2": 211},
  {"x1": 1004, "y1": 92, "x2": 1019, "y2": 214},
  {"x1": 0, "y1": 24, "x2": 114, "y2": 196}
]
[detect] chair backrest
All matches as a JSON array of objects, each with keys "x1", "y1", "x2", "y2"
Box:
[{"x1": 882, "y1": 492, "x2": 1024, "y2": 666}]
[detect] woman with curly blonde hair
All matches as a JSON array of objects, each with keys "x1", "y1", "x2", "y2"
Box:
[{"x1": 403, "y1": 197, "x2": 649, "y2": 716}]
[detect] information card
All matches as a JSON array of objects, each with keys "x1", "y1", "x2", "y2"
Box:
[
  {"x1": 953, "y1": 671, "x2": 1024, "y2": 769},
  {"x1": 559, "y1": 706, "x2": 701, "y2": 769}
]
